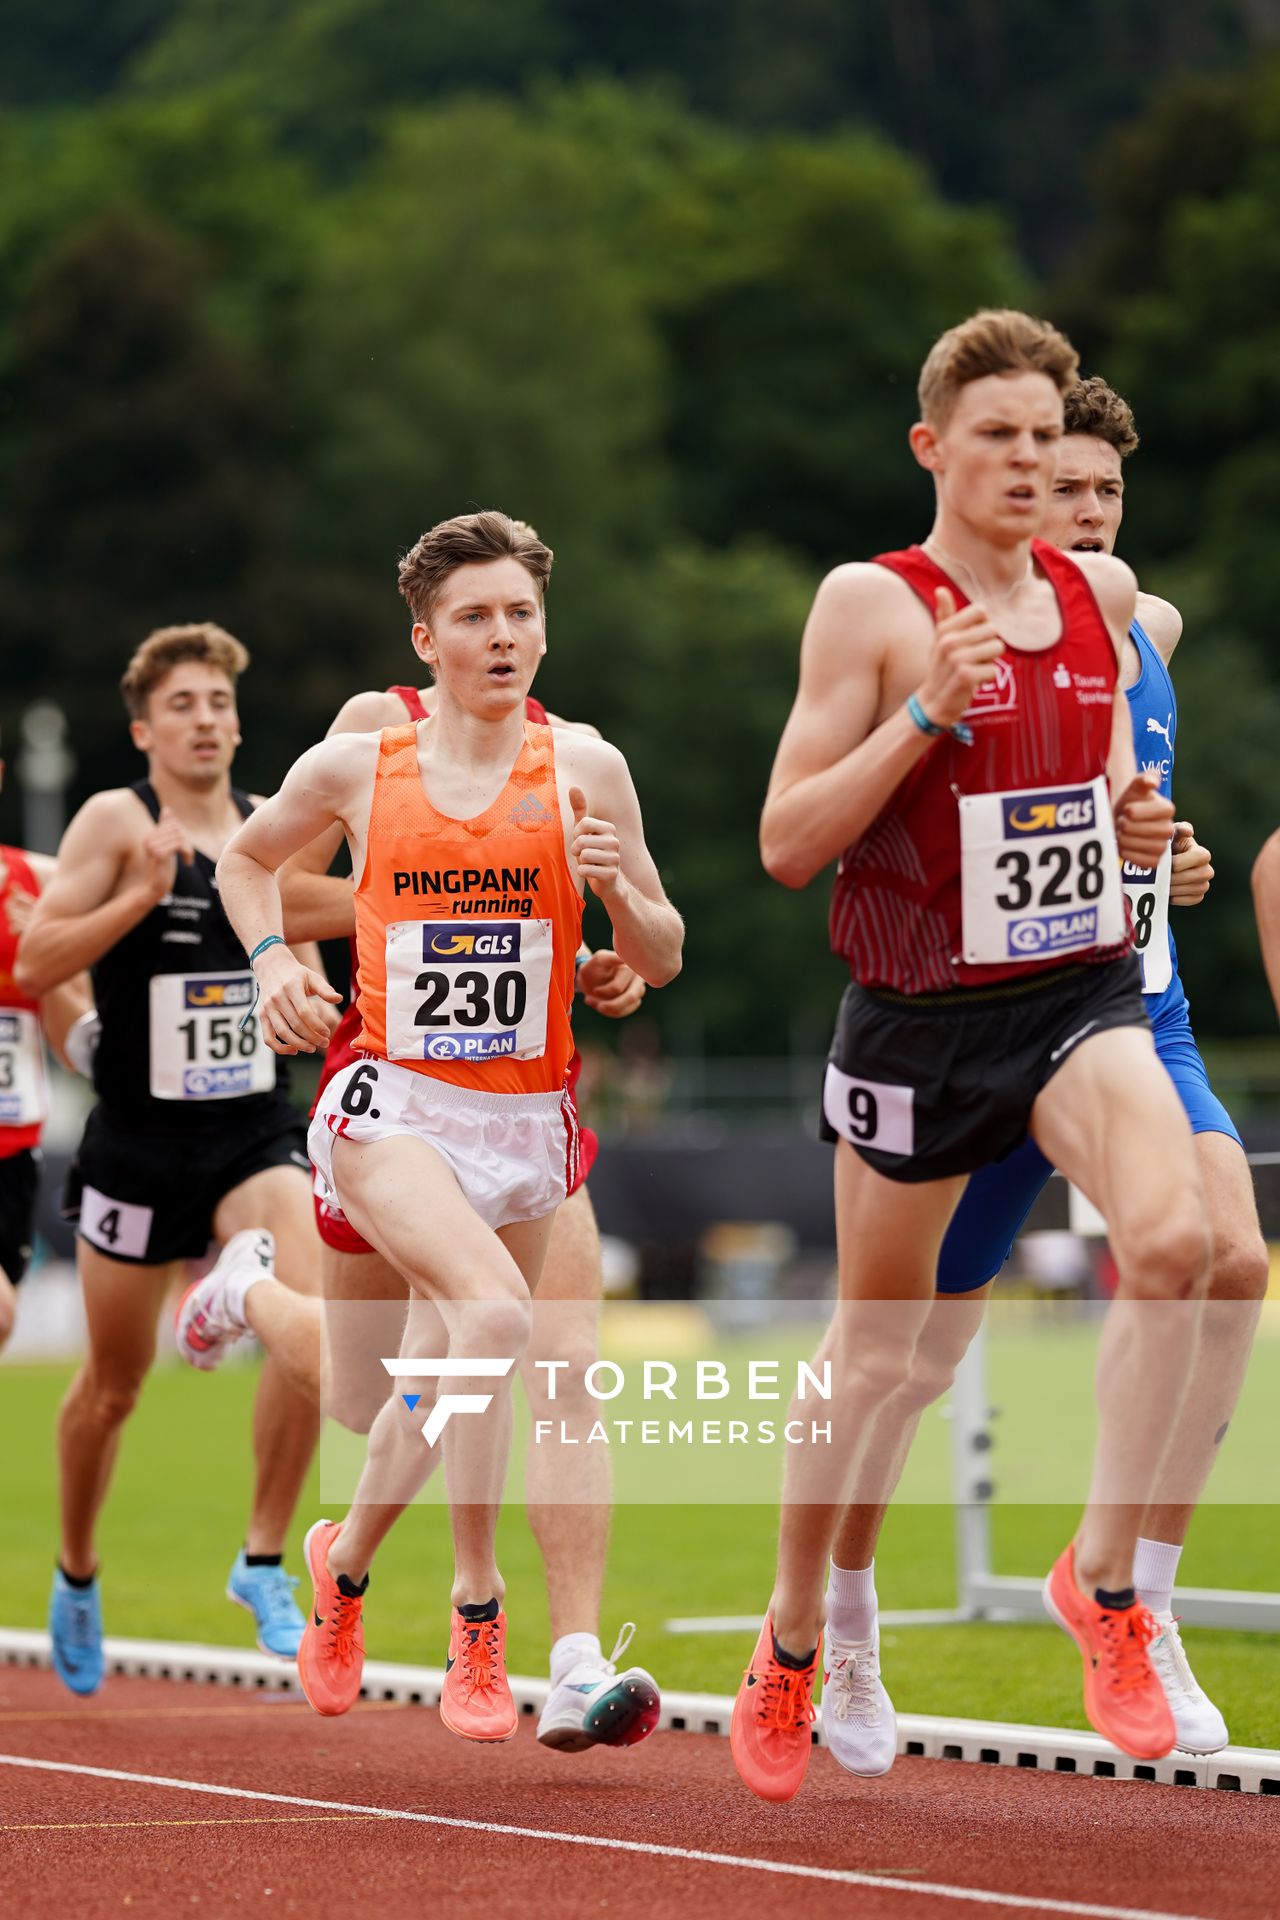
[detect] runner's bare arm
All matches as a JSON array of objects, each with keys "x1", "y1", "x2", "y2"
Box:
[
  {"x1": 217, "y1": 738, "x2": 374, "y2": 1053},
  {"x1": 276, "y1": 819, "x2": 353, "y2": 943},
  {"x1": 1106, "y1": 686, "x2": 1174, "y2": 869},
  {"x1": 1134, "y1": 591, "x2": 1183, "y2": 665},
  {"x1": 1252, "y1": 830, "x2": 1280, "y2": 1024},
  {"x1": 39, "y1": 972, "x2": 94, "y2": 1067},
  {"x1": 276, "y1": 691, "x2": 404, "y2": 943},
  {"x1": 556, "y1": 735, "x2": 682, "y2": 988},
  {"x1": 15, "y1": 792, "x2": 191, "y2": 995},
  {"x1": 1081, "y1": 554, "x2": 1173, "y2": 869},
  {"x1": 761, "y1": 568, "x2": 1004, "y2": 888},
  {"x1": 1133, "y1": 593, "x2": 1202, "y2": 899},
  {"x1": 544, "y1": 711, "x2": 601, "y2": 737}
]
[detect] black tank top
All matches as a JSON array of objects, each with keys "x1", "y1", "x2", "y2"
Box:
[{"x1": 91, "y1": 782, "x2": 289, "y2": 1127}]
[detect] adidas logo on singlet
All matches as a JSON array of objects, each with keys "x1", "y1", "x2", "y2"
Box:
[{"x1": 509, "y1": 794, "x2": 552, "y2": 827}]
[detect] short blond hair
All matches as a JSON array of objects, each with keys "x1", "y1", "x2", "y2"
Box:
[
  {"x1": 398, "y1": 510, "x2": 554, "y2": 625},
  {"x1": 120, "y1": 623, "x2": 249, "y2": 719},
  {"x1": 919, "y1": 309, "x2": 1079, "y2": 427},
  {"x1": 1062, "y1": 375, "x2": 1139, "y2": 458}
]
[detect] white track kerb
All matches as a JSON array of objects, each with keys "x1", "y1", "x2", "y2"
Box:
[{"x1": 2, "y1": 1628, "x2": 1277, "y2": 1794}]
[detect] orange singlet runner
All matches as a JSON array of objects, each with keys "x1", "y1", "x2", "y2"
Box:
[{"x1": 309, "y1": 719, "x2": 585, "y2": 1228}]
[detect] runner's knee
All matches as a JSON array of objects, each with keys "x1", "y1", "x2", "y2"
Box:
[
  {"x1": 899, "y1": 1342, "x2": 968, "y2": 1413},
  {"x1": 323, "y1": 1359, "x2": 395, "y2": 1435},
  {"x1": 451, "y1": 1294, "x2": 533, "y2": 1366},
  {"x1": 77, "y1": 1364, "x2": 146, "y2": 1429},
  {"x1": 521, "y1": 1331, "x2": 598, "y2": 1420},
  {"x1": 1207, "y1": 1227, "x2": 1270, "y2": 1305},
  {"x1": 1117, "y1": 1206, "x2": 1211, "y2": 1301}
]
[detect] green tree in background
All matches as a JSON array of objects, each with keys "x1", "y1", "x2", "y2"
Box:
[
  {"x1": 0, "y1": 210, "x2": 378, "y2": 803},
  {"x1": 2, "y1": 30, "x2": 1277, "y2": 1045},
  {"x1": 1047, "y1": 60, "x2": 1280, "y2": 1031},
  {"x1": 664, "y1": 133, "x2": 1026, "y2": 566},
  {"x1": 18, "y1": 0, "x2": 1267, "y2": 267}
]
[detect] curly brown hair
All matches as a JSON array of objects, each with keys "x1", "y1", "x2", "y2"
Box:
[
  {"x1": 919, "y1": 309, "x2": 1079, "y2": 427},
  {"x1": 120, "y1": 623, "x2": 249, "y2": 719},
  {"x1": 1062, "y1": 376, "x2": 1140, "y2": 457},
  {"x1": 398, "y1": 511, "x2": 554, "y2": 626}
]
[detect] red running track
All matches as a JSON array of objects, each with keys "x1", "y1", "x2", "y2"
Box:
[{"x1": 0, "y1": 1666, "x2": 1275, "y2": 1920}]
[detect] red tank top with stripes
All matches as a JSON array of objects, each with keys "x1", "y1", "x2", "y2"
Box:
[
  {"x1": 829, "y1": 542, "x2": 1125, "y2": 993},
  {"x1": 314, "y1": 687, "x2": 551, "y2": 1103},
  {"x1": 0, "y1": 847, "x2": 47, "y2": 1155}
]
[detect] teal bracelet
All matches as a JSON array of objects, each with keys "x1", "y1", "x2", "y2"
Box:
[
  {"x1": 906, "y1": 693, "x2": 973, "y2": 748},
  {"x1": 248, "y1": 933, "x2": 286, "y2": 967}
]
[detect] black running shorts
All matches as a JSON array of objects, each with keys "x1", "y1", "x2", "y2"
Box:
[
  {"x1": 819, "y1": 955, "x2": 1149, "y2": 1184},
  {"x1": 63, "y1": 1099, "x2": 310, "y2": 1265},
  {"x1": 0, "y1": 1148, "x2": 40, "y2": 1283}
]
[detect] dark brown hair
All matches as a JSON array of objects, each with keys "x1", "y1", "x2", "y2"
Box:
[
  {"x1": 1062, "y1": 375, "x2": 1140, "y2": 457},
  {"x1": 398, "y1": 511, "x2": 554, "y2": 625}
]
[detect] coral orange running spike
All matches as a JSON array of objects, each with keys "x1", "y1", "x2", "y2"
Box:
[
  {"x1": 296, "y1": 1519, "x2": 366, "y2": 1718},
  {"x1": 1043, "y1": 1544, "x2": 1176, "y2": 1760},
  {"x1": 730, "y1": 1614, "x2": 820, "y2": 1803},
  {"x1": 440, "y1": 1601, "x2": 517, "y2": 1743}
]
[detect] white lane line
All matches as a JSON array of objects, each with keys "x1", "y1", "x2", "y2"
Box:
[{"x1": 0, "y1": 1751, "x2": 1218, "y2": 1920}]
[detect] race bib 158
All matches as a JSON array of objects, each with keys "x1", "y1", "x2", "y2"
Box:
[{"x1": 148, "y1": 972, "x2": 276, "y2": 1100}]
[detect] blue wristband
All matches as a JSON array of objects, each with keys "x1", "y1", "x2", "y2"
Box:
[
  {"x1": 248, "y1": 934, "x2": 286, "y2": 967},
  {"x1": 907, "y1": 693, "x2": 973, "y2": 748}
]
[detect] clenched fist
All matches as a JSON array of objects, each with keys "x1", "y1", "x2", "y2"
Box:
[
  {"x1": 569, "y1": 787, "x2": 622, "y2": 899},
  {"x1": 1113, "y1": 771, "x2": 1175, "y2": 872},
  {"x1": 142, "y1": 806, "x2": 196, "y2": 903},
  {"x1": 913, "y1": 587, "x2": 1006, "y2": 732}
]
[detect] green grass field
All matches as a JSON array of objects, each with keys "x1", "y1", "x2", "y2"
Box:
[{"x1": 5, "y1": 1334, "x2": 1279, "y2": 1746}]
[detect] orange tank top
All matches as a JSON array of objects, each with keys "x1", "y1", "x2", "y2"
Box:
[{"x1": 353, "y1": 721, "x2": 582, "y2": 1095}]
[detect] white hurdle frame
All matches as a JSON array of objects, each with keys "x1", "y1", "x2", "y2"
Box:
[{"x1": 947, "y1": 1314, "x2": 1280, "y2": 1632}]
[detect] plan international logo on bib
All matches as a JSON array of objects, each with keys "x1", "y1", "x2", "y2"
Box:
[
  {"x1": 424, "y1": 1032, "x2": 518, "y2": 1061},
  {"x1": 1001, "y1": 790, "x2": 1096, "y2": 838},
  {"x1": 1007, "y1": 909, "x2": 1097, "y2": 956}
]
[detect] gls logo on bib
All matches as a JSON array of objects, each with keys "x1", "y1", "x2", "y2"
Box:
[
  {"x1": 1001, "y1": 791, "x2": 1097, "y2": 837},
  {"x1": 184, "y1": 976, "x2": 254, "y2": 1008},
  {"x1": 423, "y1": 923, "x2": 523, "y2": 963}
]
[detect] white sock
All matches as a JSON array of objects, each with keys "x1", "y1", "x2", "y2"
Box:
[
  {"x1": 826, "y1": 1559, "x2": 878, "y2": 1645},
  {"x1": 1133, "y1": 1537, "x2": 1182, "y2": 1617},
  {"x1": 550, "y1": 1630, "x2": 601, "y2": 1687},
  {"x1": 222, "y1": 1259, "x2": 272, "y2": 1326}
]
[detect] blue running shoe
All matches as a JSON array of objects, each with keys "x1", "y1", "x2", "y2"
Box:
[
  {"x1": 227, "y1": 1551, "x2": 305, "y2": 1658},
  {"x1": 49, "y1": 1568, "x2": 104, "y2": 1696}
]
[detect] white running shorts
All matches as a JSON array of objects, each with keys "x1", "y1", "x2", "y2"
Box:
[{"x1": 308, "y1": 1056, "x2": 577, "y2": 1233}]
